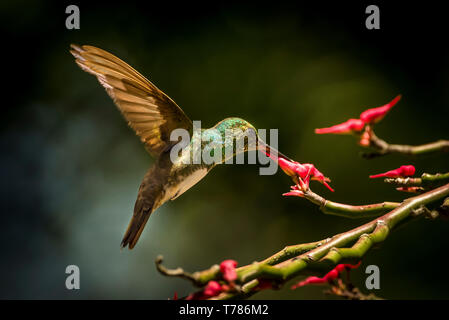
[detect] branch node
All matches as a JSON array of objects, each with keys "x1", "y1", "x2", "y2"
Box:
[
  {"x1": 306, "y1": 254, "x2": 316, "y2": 262},
  {"x1": 360, "y1": 233, "x2": 371, "y2": 240}
]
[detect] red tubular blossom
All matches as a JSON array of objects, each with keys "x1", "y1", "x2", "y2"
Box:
[
  {"x1": 220, "y1": 259, "x2": 238, "y2": 282},
  {"x1": 278, "y1": 157, "x2": 299, "y2": 178},
  {"x1": 315, "y1": 118, "x2": 365, "y2": 135},
  {"x1": 278, "y1": 158, "x2": 334, "y2": 192},
  {"x1": 291, "y1": 262, "x2": 361, "y2": 289},
  {"x1": 369, "y1": 165, "x2": 416, "y2": 179},
  {"x1": 360, "y1": 94, "x2": 401, "y2": 124}
]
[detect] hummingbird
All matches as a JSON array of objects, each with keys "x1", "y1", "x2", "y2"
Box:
[{"x1": 70, "y1": 44, "x2": 290, "y2": 249}]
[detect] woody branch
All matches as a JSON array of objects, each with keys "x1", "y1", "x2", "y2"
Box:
[
  {"x1": 361, "y1": 127, "x2": 449, "y2": 159},
  {"x1": 157, "y1": 183, "x2": 449, "y2": 299}
]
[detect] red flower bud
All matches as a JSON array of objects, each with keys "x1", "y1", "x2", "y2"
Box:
[
  {"x1": 220, "y1": 259, "x2": 238, "y2": 282},
  {"x1": 358, "y1": 130, "x2": 371, "y2": 146},
  {"x1": 360, "y1": 94, "x2": 401, "y2": 124},
  {"x1": 203, "y1": 281, "x2": 223, "y2": 297},
  {"x1": 283, "y1": 185, "x2": 305, "y2": 197},
  {"x1": 283, "y1": 190, "x2": 305, "y2": 197},
  {"x1": 185, "y1": 280, "x2": 225, "y2": 300},
  {"x1": 315, "y1": 118, "x2": 365, "y2": 135},
  {"x1": 370, "y1": 165, "x2": 415, "y2": 179}
]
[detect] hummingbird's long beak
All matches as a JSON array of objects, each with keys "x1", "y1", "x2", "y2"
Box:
[{"x1": 257, "y1": 138, "x2": 293, "y2": 162}]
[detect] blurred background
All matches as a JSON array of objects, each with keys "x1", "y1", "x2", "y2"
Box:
[{"x1": 1, "y1": 1, "x2": 448, "y2": 299}]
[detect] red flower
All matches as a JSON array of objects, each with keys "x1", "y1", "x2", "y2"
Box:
[
  {"x1": 291, "y1": 262, "x2": 361, "y2": 289},
  {"x1": 315, "y1": 95, "x2": 402, "y2": 137},
  {"x1": 220, "y1": 259, "x2": 238, "y2": 282},
  {"x1": 185, "y1": 280, "x2": 223, "y2": 300},
  {"x1": 277, "y1": 157, "x2": 300, "y2": 177},
  {"x1": 315, "y1": 118, "x2": 365, "y2": 135},
  {"x1": 369, "y1": 165, "x2": 415, "y2": 179},
  {"x1": 203, "y1": 281, "x2": 223, "y2": 297},
  {"x1": 360, "y1": 95, "x2": 401, "y2": 124},
  {"x1": 278, "y1": 158, "x2": 334, "y2": 192}
]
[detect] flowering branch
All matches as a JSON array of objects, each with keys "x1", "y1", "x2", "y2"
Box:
[
  {"x1": 314, "y1": 95, "x2": 449, "y2": 158},
  {"x1": 157, "y1": 95, "x2": 449, "y2": 300},
  {"x1": 278, "y1": 158, "x2": 400, "y2": 218},
  {"x1": 158, "y1": 183, "x2": 449, "y2": 299}
]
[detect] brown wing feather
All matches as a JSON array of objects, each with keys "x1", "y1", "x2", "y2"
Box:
[{"x1": 70, "y1": 44, "x2": 192, "y2": 157}]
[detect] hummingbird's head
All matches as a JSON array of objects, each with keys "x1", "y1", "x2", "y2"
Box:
[
  {"x1": 209, "y1": 117, "x2": 292, "y2": 165},
  {"x1": 215, "y1": 117, "x2": 256, "y2": 133},
  {"x1": 214, "y1": 117, "x2": 258, "y2": 153}
]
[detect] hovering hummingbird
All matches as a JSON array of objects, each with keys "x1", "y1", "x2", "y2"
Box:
[{"x1": 70, "y1": 45, "x2": 290, "y2": 249}]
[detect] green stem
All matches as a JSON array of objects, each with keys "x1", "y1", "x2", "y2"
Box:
[
  {"x1": 363, "y1": 130, "x2": 449, "y2": 158},
  {"x1": 300, "y1": 188, "x2": 400, "y2": 218},
  {"x1": 321, "y1": 200, "x2": 400, "y2": 218},
  {"x1": 261, "y1": 239, "x2": 329, "y2": 265},
  {"x1": 385, "y1": 172, "x2": 449, "y2": 187}
]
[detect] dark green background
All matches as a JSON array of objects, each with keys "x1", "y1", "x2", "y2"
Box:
[{"x1": 1, "y1": 1, "x2": 448, "y2": 299}]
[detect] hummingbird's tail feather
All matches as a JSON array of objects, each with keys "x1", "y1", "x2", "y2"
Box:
[
  {"x1": 121, "y1": 165, "x2": 166, "y2": 249},
  {"x1": 121, "y1": 199, "x2": 154, "y2": 249}
]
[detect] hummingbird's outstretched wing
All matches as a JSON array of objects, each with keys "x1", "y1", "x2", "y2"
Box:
[{"x1": 70, "y1": 44, "x2": 193, "y2": 157}]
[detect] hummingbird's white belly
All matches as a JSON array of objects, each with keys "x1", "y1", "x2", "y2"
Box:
[{"x1": 166, "y1": 168, "x2": 209, "y2": 201}]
